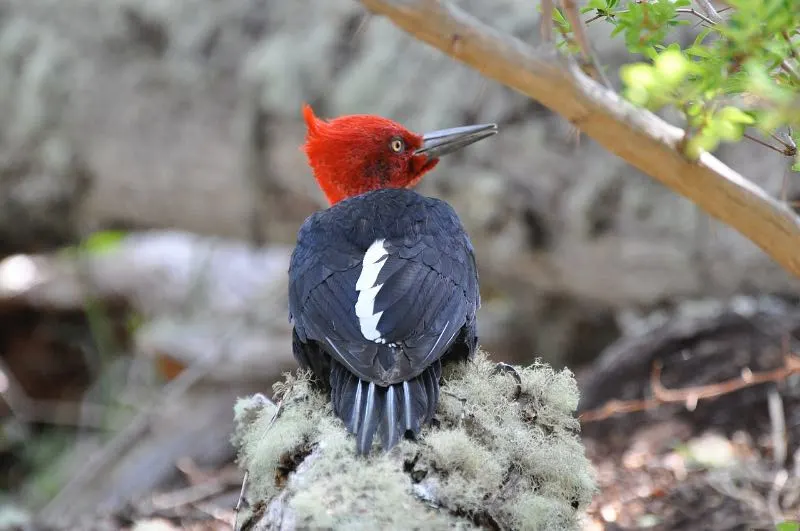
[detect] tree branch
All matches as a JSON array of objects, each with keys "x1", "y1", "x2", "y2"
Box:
[
  {"x1": 579, "y1": 353, "x2": 800, "y2": 422},
  {"x1": 357, "y1": 0, "x2": 800, "y2": 280},
  {"x1": 693, "y1": 0, "x2": 723, "y2": 24}
]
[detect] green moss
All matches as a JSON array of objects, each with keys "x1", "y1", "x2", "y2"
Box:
[
  {"x1": 521, "y1": 361, "x2": 582, "y2": 428},
  {"x1": 234, "y1": 371, "x2": 329, "y2": 500},
  {"x1": 232, "y1": 351, "x2": 596, "y2": 530},
  {"x1": 426, "y1": 428, "x2": 501, "y2": 481},
  {"x1": 290, "y1": 454, "x2": 456, "y2": 530},
  {"x1": 505, "y1": 491, "x2": 581, "y2": 531},
  {"x1": 424, "y1": 428, "x2": 505, "y2": 514}
]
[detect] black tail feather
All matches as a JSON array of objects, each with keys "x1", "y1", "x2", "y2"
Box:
[
  {"x1": 357, "y1": 381, "x2": 383, "y2": 453},
  {"x1": 422, "y1": 362, "x2": 441, "y2": 421},
  {"x1": 330, "y1": 360, "x2": 443, "y2": 455},
  {"x1": 380, "y1": 384, "x2": 402, "y2": 450}
]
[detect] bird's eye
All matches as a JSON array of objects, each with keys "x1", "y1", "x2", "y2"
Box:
[{"x1": 389, "y1": 137, "x2": 405, "y2": 153}]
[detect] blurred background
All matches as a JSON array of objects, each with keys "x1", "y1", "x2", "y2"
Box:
[{"x1": 1, "y1": 0, "x2": 799, "y2": 529}]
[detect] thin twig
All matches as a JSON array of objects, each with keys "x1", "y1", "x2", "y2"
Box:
[
  {"x1": 585, "y1": 13, "x2": 605, "y2": 24},
  {"x1": 783, "y1": 31, "x2": 800, "y2": 62},
  {"x1": 148, "y1": 479, "x2": 230, "y2": 511},
  {"x1": 558, "y1": 0, "x2": 612, "y2": 88},
  {"x1": 743, "y1": 133, "x2": 788, "y2": 155},
  {"x1": 694, "y1": 0, "x2": 723, "y2": 24},
  {"x1": 777, "y1": 128, "x2": 798, "y2": 203},
  {"x1": 769, "y1": 131, "x2": 797, "y2": 155},
  {"x1": 676, "y1": 7, "x2": 717, "y2": 26},
  {"x1": 553, "y1": 8, "x2": 580, "y2": 52},
  {"x1": 780, "y1": 60, "x2": 800, "y2": 85},
  {"x1": 233, "y1": 471, "x2": 249, "y2": 531},
  {"x1": 234, "y1": 397, "x2": 284, "y2": 530},
  {"x1": 580, "y1": 353, "x2": 800, "y2": 422},
  {"x1": 579, "y1": 396, "x2": 658, "y2": 422},
  {"x1": 766, "y1": 386, "x2": 787, "y2": 468},
  {"x1": 540, "y1": 0, "x2": 554, "y2": 43},
  {"x1": 767, "y1": 469, "x2": 789, "y2": 524},
  {"x1": 650, "y1": 356, "x2": 800, "y2": 402}
]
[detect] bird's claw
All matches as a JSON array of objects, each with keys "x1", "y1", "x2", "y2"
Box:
[{"x1": 492, "y1": 362, "x2": 522, "y2": 400}]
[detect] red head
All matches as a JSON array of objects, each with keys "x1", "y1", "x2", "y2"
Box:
[{"x1": 302, "y1": 104, "x2": 498, "y2": 205}]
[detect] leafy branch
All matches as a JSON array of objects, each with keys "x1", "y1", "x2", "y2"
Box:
[
  {"x1": 358, "y1": 0, "x2": 800, "y2": 281},
  {"x1": 563, "y1": 0, "x2": 800, "y2": 167}
]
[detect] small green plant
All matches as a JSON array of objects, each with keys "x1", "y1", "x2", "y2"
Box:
[{"x1": 80, "y1": 230, "x2": 127, "y2": 255}]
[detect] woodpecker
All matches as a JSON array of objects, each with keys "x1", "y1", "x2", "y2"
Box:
[{"x1": 288, "y1": 104, "x2": 497, "y2": 455}]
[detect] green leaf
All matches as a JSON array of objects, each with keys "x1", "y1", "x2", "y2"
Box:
[
  {"x1": 776, "y1": 522, "x2": 800, "y2": 531},
  {"x1": 718, "y1": 106, "x2": 756, "y2": 125},
  {"x1": 713, "y1": 119, "x2": 746, "y2": 141},
  {"x1": 654, "y1": 49, "x2": 690, "y2": 86},
  {"x1": 685, "y1": 45, "x2": 711, "y2": 58},
  {"x1": 625, "y1": 86, "x2": 650, "y2": 106},
  {"x1": 685, "y1": 133, "x2": 720, "y2": 159},
  {"x1": 692, "y1": 27, "x2": 713, "y2": 47},
  {"x1": 81, "y1": 230, "x2": 127, "y2": 255},
  {"x1": 620, "y1": 63, "x2": 658, "y2": 89},
  {"x1": 686, "y1": 102, "x2": 704, "y2": 117},
  {"x1": 643, "y1": 46, "x2": 660, "y2": 61},
  {"x1": 600, "y1": 0, "x2": 800, "y2": 146}
]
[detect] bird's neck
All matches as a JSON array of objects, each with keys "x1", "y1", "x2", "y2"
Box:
[
  {"x1": 315, "y1": 169, "x2": 373, "y2": 206},
  {"x1": 316, "y1": 178, "x2": 346, "y2": 206}
]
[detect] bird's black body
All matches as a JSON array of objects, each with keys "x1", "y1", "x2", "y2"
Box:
[{"x1": 288, "y1": 188, "x2": 480, "y2": 454}]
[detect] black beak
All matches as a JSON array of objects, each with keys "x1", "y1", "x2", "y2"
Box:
[{"x1": 415, "y1": 123, "x2": 498, "y2": 159}]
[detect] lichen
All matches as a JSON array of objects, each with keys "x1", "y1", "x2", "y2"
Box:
[{"x1": 232, "y1": 351, "x2": 596, "y2": 530}]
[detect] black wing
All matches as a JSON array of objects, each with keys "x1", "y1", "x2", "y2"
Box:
[{"x1": 288, "y1": 189, "x2": 479, "y2": 453}]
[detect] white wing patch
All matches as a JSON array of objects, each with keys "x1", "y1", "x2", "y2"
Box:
[{"x1": 355, "y1": 239, "x2": 389, "y2": 343}]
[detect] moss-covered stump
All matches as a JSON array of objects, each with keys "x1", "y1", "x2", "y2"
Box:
[{"x1": 232, "y1": 351, "x2": 596, "y2": 530}]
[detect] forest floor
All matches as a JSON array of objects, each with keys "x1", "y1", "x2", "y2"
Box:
[
  {"x1": 30, "y1": 406, "x2": 795, "y2": 531},
  {"x1": 3, "y1": 303, "x2": 800, "y2": 531}
]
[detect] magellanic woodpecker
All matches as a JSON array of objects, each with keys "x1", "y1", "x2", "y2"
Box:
[{"x1": 288, "y1": 105, "x2": 497, "y2": 455}]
